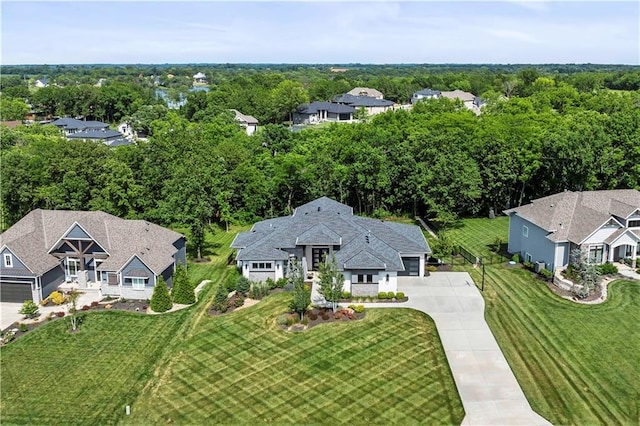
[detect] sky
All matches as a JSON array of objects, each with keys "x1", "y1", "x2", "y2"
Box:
[{"x1": 1, "y1": 1, "x2": 639, "y2": 65}]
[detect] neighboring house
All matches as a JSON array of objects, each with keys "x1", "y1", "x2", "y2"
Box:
[
  {"x1": 95, "y1": 78, "x2": 106, "y2": 87},
  {"x1": 193, "y1": 72, "x2": 207, "y2": 84},
  {"x1": 34, "y1": 78, "x2": 49, "y2": 88},
  {"x1": 67, "y1": 130, "x2": 132, "y2": 147},
  {"x1": 231, "y1": 197, "x2": 431, "y2": 296},
  {"x1": 347, "y1": 87, "x2": 384, "y2": 99},
  {"x1": 504, "y1": 190, "x2": 640, "y2": 271},
  {"x1": 332, "y1": 94, "x2": 395, "y2": 116},
  {"x1": 0, "y1": 210, "x2": 186, "y2": 303},
  {"x1": 411, "y1": 88, "x2": 442, "y2": 104},
  {"x1": 293, "y1": 102, "x2": 355, "y2": 125},
  {"x1": 440, "y1": 90, "x2": 485, "y2": 115},
  {"x1": 231, "y1": 109, "x2": 259, "y2": 136},
  {"x1": 50, "y1": 117, "x2": 109, "y2": 136},
  {"x1": 1, "y1": 120, "x2": 23, "y2": 129}
]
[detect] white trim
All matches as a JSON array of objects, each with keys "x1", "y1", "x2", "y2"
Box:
[
  {"x1": 47, "y1": 221, "x2": 111, "y2": 255},
  {"x1": 3, "y1": 253, "x2": 13, "y2": 268},
  {"x1": 522, "y1": 225, "x2": 529, "y2": 238},
  {"x1": 125, "y1": 276, "x2": 147, "y2": 290},
  {"x1": 116, "y1": 253, "x2": 156, "y2": 275},
  {"x1": 0, "y1": 245, "x2": 35, "y2": 274},
  {"x1": 578, "y1": 216, "x2": 625, "y2": 245},
  {"x1": 525, "y1": 252, "x2": 532, "y2": 262}
]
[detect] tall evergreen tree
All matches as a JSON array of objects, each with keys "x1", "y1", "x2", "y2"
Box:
[
  {"x1": 171, "y1": 263, "x2": 195, "y2": 304},
  {"x1": 150, "y1": 276, "x2": 173, "y2": 313},
  {"x1": 288, "y1": 259, "x2": 310, "y2": 320},
  {"x1": 317, "y1": 254, "x2": 344, "y2": 312}
]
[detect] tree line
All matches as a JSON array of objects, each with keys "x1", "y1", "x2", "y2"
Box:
[{"x1": 2, "y1": 72, "x2": 639, "y2": 258}]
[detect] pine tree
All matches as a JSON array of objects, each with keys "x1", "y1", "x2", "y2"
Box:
[
  {"x1": 213, "y1": 284, "x2": 229, "y2": 312},
  {"x1": 171, "y1": 263, "x2": 195, "y2": 304},
  {"x1": 150, "y1": 276, "x2": 173, "y2": 313}
]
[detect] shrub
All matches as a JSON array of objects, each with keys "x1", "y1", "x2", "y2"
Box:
[
  {"x1": 387, "y1": 292, "x2": 395, "y2": 299},
  {"x1": 265, "y1": 278, "x2": 277, "y2": 290},
  {"x1": 57, "y1": 311, "x2": 65, "y2": 318},
  {"x1": 233, "y1": 296, "x2": 245, "y2": 308},
  {"x1": 91, "y1": 301, "x2": 99, "y2": 307},
  {"x1": 378, "y1": 292, "x2": 388, "y2": 300},
  {"x1": 276, "y1": 278, "x2": 288, "y2": 288},
  {"x1": 213, "y1": 285, "x2": 229, "y2": 311},
  {"x1": 276, "y1": 314, "x2": 289, "y2": 326},
  {"x1": 512, "y1": 253, "x2": 520, "y2": 263},
  {"x1": 285, "y1": 313, "x2": 299, "y2": 326},
  {"x1": 341, "y1": 291, "x2": 351, "y2": 300},
  {"x1": 19, "y1": 323, "x2": 28, "y2": 332},
  {"x1": 49, "y1": 291, "x2": 65, "y2": 305},
  {"x1": 18, "y1": 300, "x2": 39, "y2": 319},
  {"x1": 224, "y1": 276, "x2": 237, "y2": 293},
  {"x1": 523, "y1": 261, "x2": 534, "y2": 271},
  {"x1": 426, "y1": 265, "x2": 437, "y2": 272},
  {"x1": 150, "y1": 276, "x2": 173, "y2": 313},
  {"x1": 301, "y1": 317, "x2": 309, "y2": 326},
  {"x1": 596, "y1": 263, "x2": 618, "y2": 275},
  {"x1": 348, "y1": 304, "x2": 365, "y2": 313},
  {"x1": 307, "y1": 311, "x2": 318, "y2": 321},
  {"x1": 249, "y1": 281, "x2": 269, "y2": 299},
  {"x1": 321, "y1": 312, "x2": 330, "y2": 320},
  {"x1": 82, "y1": 305, "x2": 90, "y2": 311},
  {"x1": 236, "y1": 276, "x2": 251, "y2": 296},
  {"x1": 539, "y1": 268, "x2": 553, "y2": 280},
  {"x1": 396, "y1": 291, "x2": 405, "y2": 300}
]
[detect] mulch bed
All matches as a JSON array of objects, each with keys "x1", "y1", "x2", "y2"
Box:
[
  {"x1": 544, "y1": 279, "x2": 604, "y2": 302},
  {"x1": 279, "y1": 307, "x2": 366, "y2": 332},
  {"x1": 339, "y1": 297, "x2": 408, "y2": 303}
]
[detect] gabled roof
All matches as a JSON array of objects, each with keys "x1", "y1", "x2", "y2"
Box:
[
  {"x1": 296, "y1": 102, "x2": 355, "y2": 115},
  {"x1": 440, "y1": 90, "x2": 476, "y2": 102},
  {"x1": 504, "y1": 190, "x2": 640, "y2": 244},
  {"x1": 67, "y1": 129, "x2": 123, "y2": 140},
  {"x1": 231, "y1": 109, "x2": 259, "y2": 125},
  {"x1": 414, "y1": 88, "x2": 441, "y2": 97},
  {"x1": 332, "y1": 94, "x2": 394, "y2": 108},
  {"x1": 347, "y1": 87, "x2": 383, "y2": 99},
  {"x1": 231, "y1": 197, "x2": 430, "y2": 271},
  {"x1": 193, "y1": 72, "x2": 206, "y2": 79},
  {"x1": 50, "y1": 118, "x2": 109, "y2": 131},
  {"x1": 0, "y1": 210, "x2": 183, "y2": 276}
]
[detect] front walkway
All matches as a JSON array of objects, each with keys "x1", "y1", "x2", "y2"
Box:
[
  {"x1": 349, "y1": 273, "x2": 550, "y2": 426},
  {"x1": 617, "y1": 263, "x2": 640, "y2": 281}
]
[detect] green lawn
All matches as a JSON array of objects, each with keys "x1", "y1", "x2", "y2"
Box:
[
  {"x1": 447, "y1": 216, "x2": 509, "y2": 262},
  {"x1": 449, "y1": 218, "x2": 640, "y2": 425},
  {"x1": 0, "y1": 226, "x2": 464, "y2": 425}
]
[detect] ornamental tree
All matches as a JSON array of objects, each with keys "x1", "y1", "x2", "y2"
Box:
[
  {"x1": 150, "y1": 276, "x2": 173, "y2": 313},
  {"x1": 317, "y1": 254, "x2": 344, "y2": 312},
  {"x1": 171, "y1": 263, "x2": 195, "y2": 304}
]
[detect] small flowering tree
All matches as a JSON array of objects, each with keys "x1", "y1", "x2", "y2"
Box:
[{"x1": 317, "y1": 254, "x2": 344, "y2": 312}]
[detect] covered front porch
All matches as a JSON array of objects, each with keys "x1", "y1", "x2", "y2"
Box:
[{"x1": 605, "y1": 229, "x2": 640, "y2": 268}]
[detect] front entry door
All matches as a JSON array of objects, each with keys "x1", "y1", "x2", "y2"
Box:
[{"x1": 312, "y1": 247, "x2": 330, "y2": 270}]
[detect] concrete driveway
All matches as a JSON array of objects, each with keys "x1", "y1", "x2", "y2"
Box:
[
  {"x1": 356, "y1": 273, "x2": 551, "y2": 425},
  {"x1": 1, "y1": 302, "x2": 26, "y2": 331}
]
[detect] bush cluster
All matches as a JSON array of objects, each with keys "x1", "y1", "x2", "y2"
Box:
[
  {"x1": 538, "y1": 268, "x2": 553, "y2": 280},
  {"x1": 213, "y1": 285, "x2": 229, "y2": 312},
  {"x1": 395, "y1": 292, "x2": 405, "y2": 300},
  {"x1": 233, "y1": 295, "x2": 245, "y2": 308},
  {"x1": 378, "y1": 291, "x2": 396, "y2": 300},
  {"x1": 341, "y1": 291, "x2": 351, "y2": 299},
  {"x1": 426, "y1": 265, "x2": 437, "y2": 272},
  {"x1": 249, "y1": 281, "x2": 269, "y2": 299},
  {"x1": 596, "y1": 263, "x2": 618, "y2": 275},
  {"x1": 236, "y1": 276, "x2": 250, "y2": 296},
  {"x1": 150, "y1": 277, "x2": 173, "y2": 313},
  {"x1": 18, "y1": 300, "x2": 39, "y2": 319},
  {"x1": 348, "y1": 304, "x2": 365, "y2": 313},
  {"x1": 48, "y1": 291, "x2": 65, "y2": 305}
]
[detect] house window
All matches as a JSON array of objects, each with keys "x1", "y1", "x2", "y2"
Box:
[
  {"x1": 66, "y1": 258, "x2": 80, "y2": 278},
  {"x1": 589, "y1": 245, "x2": 604, "y2": 263},
  {"x1": 3, "y1": 254, "x2": 13, "y2": 268},
  {"x1": 355, "y1": 274, "x2": 374, "y2": 284},
  {"x1": 525, "y1": 253, "x2": 532, "y2": 262},
  {"x1": 522, "y1": 225, "x2": 529, "y2": 238},
  {"x1": 131, "y1": 277, "x2": 147, "y2": 290},
  {"x1": 251, "y1": 262, "x2": 272, "y2": 270},
  {"x1": 629, "y1": 220, "x2": 640, "y2": 228}
]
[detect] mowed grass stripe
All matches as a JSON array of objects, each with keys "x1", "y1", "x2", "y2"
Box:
[
  {"x1": 447, "y1": 216, "x2": 509, "y2": 260},
  {"x1": 464, "y1": 263, "x2": 639, "y2": 425},
  {"x1": 128, "y1": 297, "x2": 463, "y2": 425}
]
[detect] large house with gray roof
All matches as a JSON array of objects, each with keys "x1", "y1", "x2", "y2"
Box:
[
  {"x1": 231, "y1": 197, "x2": 431, "y2": 296},
  {"x1": 504, "y1": 190, "x2": 640, "y2": 271},
  {"x1": 293, "y1": 102, "x2": 355, "y2": 125},
  {"x1": 0, "y1": 210, "x2": 186, "y2": 303}
]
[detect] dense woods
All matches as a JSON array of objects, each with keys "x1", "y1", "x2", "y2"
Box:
[{"x1": 1, "y1": 64, "x2": 639, "y2": 241}]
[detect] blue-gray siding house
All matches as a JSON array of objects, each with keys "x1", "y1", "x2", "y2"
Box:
[
  {"x1": 505, "y1": 190, "x2": 640, "y2": 271},
  {"x1": 231, "y1": 197, "x2": 431, "y2": 297},
  {"x1": 0, "y1": 210, "x2": 186, "y2": 303}
]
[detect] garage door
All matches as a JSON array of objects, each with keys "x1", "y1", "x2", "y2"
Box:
[
  {"x1": 0, "y1": 281, "x2": 33, "y2": 303},
  {"x1": 399, "y1": 257, "x2": 420, "y2": 276}
]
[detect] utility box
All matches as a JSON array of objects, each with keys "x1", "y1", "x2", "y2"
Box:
[{"x1": 535, "y1": 261, "x2": 546, "y2": 273}]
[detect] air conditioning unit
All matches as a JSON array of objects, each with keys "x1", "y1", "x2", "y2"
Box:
[{"x1": 535, "y1": 261, "x2": 546, "y2": 273}]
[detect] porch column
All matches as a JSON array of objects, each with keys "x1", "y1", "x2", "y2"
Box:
[{"x1": 632, "y1": 244, "x2": 637, "y2": 269}]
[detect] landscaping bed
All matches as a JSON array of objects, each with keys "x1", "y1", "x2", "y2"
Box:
[{"x1": 276, "y1": 306, "x2": 366, "y2": 332}]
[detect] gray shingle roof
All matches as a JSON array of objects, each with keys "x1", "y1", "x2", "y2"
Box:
[
  {"x1": 332, "y1": 94, "x2": 394, "y2": 107},
  {"x1": 231, "y1": 109, "x2": 259, "y2": 125},
  {"x1": 504, "y1": 190, "x2": 640, "y2": 244},
  {"x1": 50, "y1": 118, "x2": 109, "y2": 131},
  {"x1": 347, "y1": 87, "x2": 383, "y2": 98},
  {"x1": 296, "y1": 102, "x2": 355, "y2": 115},
  {"x1": 67, "y1": 129, "x2": 123, "y2": 140},
  {"x1": 0, "y1": 210, "x2": 184, "y2": 276},
  {"x1": 414, "y1": 88, "x2": 441, "y2": 97},
  {"x1": 231, "y1": 197, "x2": 430, "y2": 272},
  {"x1": 440, "y1": 90, "x2": 476, "y2": 102}
]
